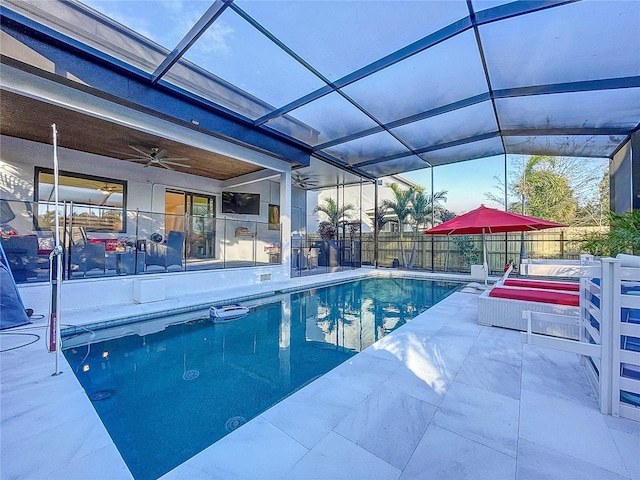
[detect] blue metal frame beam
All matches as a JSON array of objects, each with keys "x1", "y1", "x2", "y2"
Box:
[
  {"x1": 313, "y1": 94, "x2": 490, "y2": 152},
  {"x1": 151, "y1": 0, "x2": 231, "y2": 84},
  {"x1": 467, "y1": 0, "x2": 508, "y2": 159},
  {"x1": 502, "y1": 127, "x2": 632, "y2": 136},
  {"x1": 254, "y1": 17, "x2": 473, "y2": 126},
  {"x1": 352, "y1": 126, "x2": 632, "y2": 168},
  {"x1": 311, "y1": 77, "x2": 639, "y2": 151},
  {"x1": 474, "y1": 0, "x2": 581, "y2": 24},
  {"x1": 353, "y1": 133, "x2": 499, "y2": 168},
  {"x1": 311, "y1": 152, "x2": 375, "y2": 180},
  {"x1": 0, "y1": 8, "x2": 311, "y2": 166},
  {"x1": 228, "y1": 3, "x2": 430, "y2": 167},
  {"x1": 494, "y1": 77, "x2": 640, "y2": 97},
  {"x1": 254, "y1": 0, "x2": 578, "y2": 127}
]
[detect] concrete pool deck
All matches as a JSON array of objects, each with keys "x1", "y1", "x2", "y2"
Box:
[{"x1": 1, "y1": 269, "x2": 638, "y2": 479}]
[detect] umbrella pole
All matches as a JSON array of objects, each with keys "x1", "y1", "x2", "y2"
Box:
[{"x1": 483, "y1": 228, "x2": 488, "y2": 286}]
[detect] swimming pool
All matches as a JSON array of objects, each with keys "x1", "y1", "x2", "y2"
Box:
[{"x1": 63, "y1": 276, "x2": 459, "y2": 480}]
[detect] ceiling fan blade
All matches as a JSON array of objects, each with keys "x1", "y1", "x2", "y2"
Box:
[
  {"x1": 158, "y1": 162, "x2": 174, "y2": 170},
  {"x1": 125, "y1": 157, "x2": 151, "y2": 162},
  {"x1": 161, "y1": 157, "x2": 190, "y2": 162},
  {"x1": 128, "y1": 145, "x2": 150, "y2": 157},
  {"x1": 154, "y1": 149, "x2": 168, "y2": 160},
  {"x1": 160, "y1": 160, "x2": 191, "y2": 168}
]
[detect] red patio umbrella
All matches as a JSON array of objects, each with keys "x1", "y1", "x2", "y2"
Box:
[{"x1": 424, "y1": 205, "x2": 566, "y2": 283}]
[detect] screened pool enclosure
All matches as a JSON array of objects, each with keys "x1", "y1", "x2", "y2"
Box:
[
  {"x1": 1, "y1": 0, "x2": 638, "y2": 182},
  {"x1": 0, "y1": 0, "x2": 638, "y2": 286}
]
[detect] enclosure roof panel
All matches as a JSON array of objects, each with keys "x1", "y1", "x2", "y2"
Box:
[{"x1": 2, "y1": 0, "x2": 639, "y2": 179}]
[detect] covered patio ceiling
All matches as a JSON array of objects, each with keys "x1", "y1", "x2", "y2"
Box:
[{"x1": 1, "y1": 0, "x2": 639, "y2": 182}]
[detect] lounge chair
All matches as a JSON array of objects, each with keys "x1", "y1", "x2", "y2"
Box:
[
  {"x1": 500, "y1": 278, "x2": 580, "y2": 292},
  {"x1": 477, "y1": 286, "x2": 580, "y2": 338}
]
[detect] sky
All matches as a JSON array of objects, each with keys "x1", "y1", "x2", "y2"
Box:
[
  {"x1": 403, "y1": 155, "x2": 507, "y2": 214},
  {"x1": 403, "y1": 154, "x2": 610, "y2": 215}
]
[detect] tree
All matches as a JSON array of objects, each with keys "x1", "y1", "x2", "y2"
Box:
[
  {"x1": 380, "y1": 184, "x2": 448, "y2": 269},
  {"x1": 576, "y1": 168, "x2": 610, "y2": 227},
  {"x1": 486, "y1": 155, "x2": 580, "y2": 223},
  {"x1": 407, "y1": 188, "x2": 448, "y2": 269},
  {"x1": 579, "y1": 209, "x2": 640, "y2": 256},
  {"x1": 381, "y1": 183, "x2": 415, "y2": 267},
  {"x1": 314, "y1": 197, "x2": 354, "y2": 240},
  {"x1": 512, "y1": 156, "x2": 577, "y2": 222},
  {"x1": 374, "y1": 206, "x2": 390, "y2": 232}
]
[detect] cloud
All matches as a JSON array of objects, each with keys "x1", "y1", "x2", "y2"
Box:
[{"x1": 195, "y1": 21, "x2": 235, "y2": 57}]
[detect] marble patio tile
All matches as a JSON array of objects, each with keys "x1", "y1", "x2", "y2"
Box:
[
  {"x1": 468, "y1": 327, "x2": 524, "y2": 367},
  {"x1": 519, "y1": 390, "x2": 628, "y2": 476},
  {"x1": 380, "y1": 358, "x2": 452, "y2": 407},
  {"x1": 604, "y1": 416, "x2": 640, "y2": 480},
  {"x1": 424, "y1": 337, "x2": 475, "y2": 377},
  {"x1": 455, "y1": 353, "x2": 522, "y2": 400},
  {"x1": 433, "y1": 381, "x2": 520, "y2": 456},
  {"x1": 522, "y1": 345, "x2": 598, "y2": 409},
  {"x1": 366, "y1": 329, "x2": 435, "y2": 363},
  {"x1": 1, "y1": 419, "x2": 127, "y2": 480},
  {"x1": 400, "y1": 424, "x2": 516, "y2": 480},
  {"x1": 400, "y1": 315, "x2": 448, "y2": 335},
  {"x1": 1, "y1": 384, "x2": 107, "y2": 452},
  {"x1": 162, "y1": 417, "x2": 307, "y2": 480},
  {"x1": 369, "y1": 331, "x2": 469, "y2": 392},
  {"x1": 260, "y1": 374, "x2": 368, "y2": 449},
  {"x1": 159, "y1": 463, "x2": 214, "y2": 480},
  {"x1": 516, "y1": 438, "x2": 631, "y2": 480},
  {"x1": 323, "y1": 349, "x2": 401, "y2": 397},
  {"x1": 435, "y1": 318, "x2": 484, "y2": 339},
  {"x1": 334, "y1": 383, "x2": 437, "y2": 470},
  {"x1": 47, "y1": 443, "x2": 133, "y2": 480},
  {"x1": 282, "y1": 431, "x2": 401, "y2": 480}
]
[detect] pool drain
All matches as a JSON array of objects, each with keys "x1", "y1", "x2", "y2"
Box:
[
  {"x1": 225, "y1": 416, "x2": 246, "y2": 432},
  {"x1": 183, "y1": 369, "x2": 200, "y2": 381},
  {"x1": 89, "y1": 390, "x2": 113, "y2": 401}
]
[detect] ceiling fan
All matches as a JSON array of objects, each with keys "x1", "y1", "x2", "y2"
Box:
[
  {"x1": 292, "y1": 173, "x2": 319, "y2": 189},
  {"x1": 125, "y1": 146, "x2": 191, "y2": 170}
]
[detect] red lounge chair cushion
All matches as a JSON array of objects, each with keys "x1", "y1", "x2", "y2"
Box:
[
  {"x1": 503, "y1": 279, "x2": 580, "y2": 292},
  {"x1": 489, "y1": 287, "x2": 579, "y2": 307}
]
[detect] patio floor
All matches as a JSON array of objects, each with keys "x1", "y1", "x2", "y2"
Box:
[{"x1": 1, "y1": 270, "x2": 638, "y2": 479}]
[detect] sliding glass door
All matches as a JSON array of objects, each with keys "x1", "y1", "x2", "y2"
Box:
[{"x1": 165, "y1": 191, "x2": 216, "y2": 262}]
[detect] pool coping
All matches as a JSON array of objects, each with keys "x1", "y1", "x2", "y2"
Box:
[{"x1": 59, "y1": 268, "x2": 473, "y2": 338}]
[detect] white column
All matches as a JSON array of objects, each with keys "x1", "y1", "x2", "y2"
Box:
[{"x1": 280, "y1": 170, "x2": 292, "y2": 278}]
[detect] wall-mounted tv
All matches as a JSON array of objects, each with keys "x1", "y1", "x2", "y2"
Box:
[{"x1": 221, "y1": 191, "x2": 261, "y2": 215}]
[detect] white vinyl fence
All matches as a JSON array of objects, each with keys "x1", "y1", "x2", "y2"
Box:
[{"x1": 524, "y1": 256, "x2": 640, "y2": 421}]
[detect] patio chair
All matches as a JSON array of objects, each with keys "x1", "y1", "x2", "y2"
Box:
[
  {"x1": 66, "y1": 227, "x2": 106, "y2": 277},
  {"x1": 0, "y1": 234, "x2": 39, "y2": 281},
  {"x1": 145, "y1": 230, "x2": 184, "y2": 272}
]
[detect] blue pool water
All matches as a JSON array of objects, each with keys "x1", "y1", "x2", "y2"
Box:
[{"x1": 63, "y1": 277, "x2": 459, "y2": 480}]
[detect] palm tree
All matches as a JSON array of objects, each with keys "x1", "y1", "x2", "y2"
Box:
[
  {"x1": 407, "y1": 189, "x2": 448, "y2": 268},
  {"x1": 314, "y1": 197, "x2": 355, "y2": 240},
  {"x1": 381, "y1": 183, "x2": 415, "y2": 267}
]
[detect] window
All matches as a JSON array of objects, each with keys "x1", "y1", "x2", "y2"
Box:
[{"x1": 35, "y1": 168, "x2": 126, "y2": 232}]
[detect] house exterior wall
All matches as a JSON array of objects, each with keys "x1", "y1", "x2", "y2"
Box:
[
  {"x1": 308, "y1": 175, "x2": 419, "y2": 234},
  {"x1": 0, "y1": 135, "x2": 294, "y2": 314}
]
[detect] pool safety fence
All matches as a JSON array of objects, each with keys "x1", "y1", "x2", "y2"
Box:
[{"x1": 524, "y1": 255, "x2": 640, "y2": 421}]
